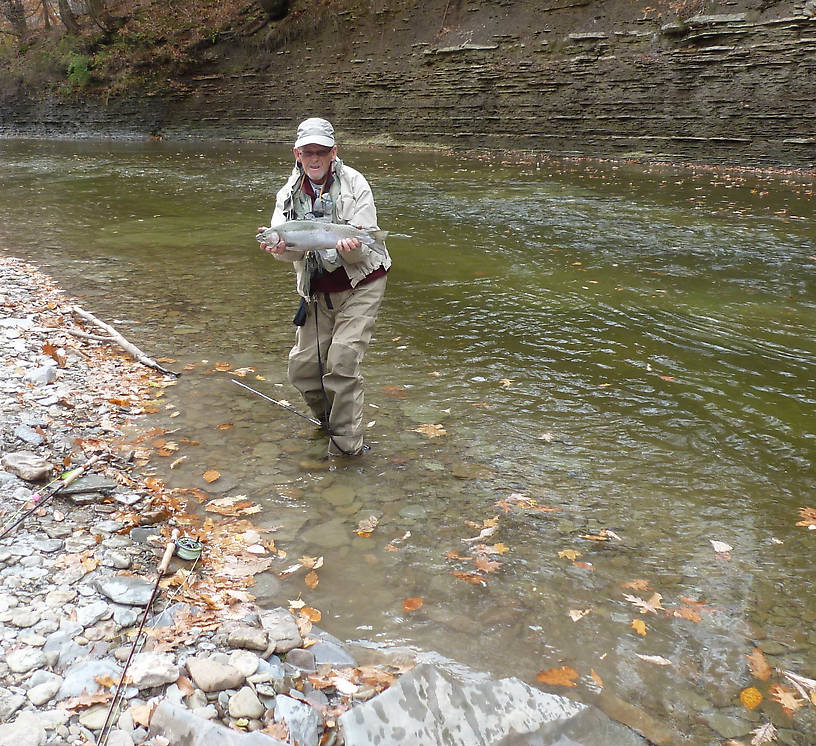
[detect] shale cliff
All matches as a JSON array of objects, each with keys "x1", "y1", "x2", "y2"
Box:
[{"x1": 2, "y1": 0, "x2": 815, "y2": 168}]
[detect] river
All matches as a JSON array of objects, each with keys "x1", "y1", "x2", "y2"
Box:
[{"x1": 1, "y1": 139, "x2": 814, "y2": 744}]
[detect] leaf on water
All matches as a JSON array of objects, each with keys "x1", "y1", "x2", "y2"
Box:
[
  {"x1": 473, "y1": 556, "x2": 501, "y2": 573},
  {"x1": 536, "y1": 666, "x2": 579, "y2": 687},
  {"x1": 558, "y1": 549, "x2": 582, "y2": 561},
  {"x1": 769, "y1": 684, "x2": 804, "y2": 716},
  {"x1": 203, "y1": 469, "x2": 220, "y2": 484},
  {"x1": 621, "y1": 579, "x2": 651, "y2": 591},
  {"x1": 214, "y1": 362, "x2": 232, "y2": 371},
  {"x1": 402, "y1": 597, "x2": 423, "y2": 612},
  {"x1": 746, "y1": 648, "x2": 772, "y2": 682},
  {"x1": 710, "y1": 539, "x2": 733, "y2": 554},
  {"x1": 217, "y1": 423, "x2": 234, "y2": 431},
  {"x1": 451, "y1": 571, "x2": 488, "y2": 586},
  {"x1": 750, "y1": 722, "x2": 777, "y2": 745},
  {"x1": 631, "y1": 619, "x2": 648, "y2": 636},
  {"x1": 569, "y1": 608, "x2": 591, "y2": 622},
  {"x1": 795, "y1": 506, "x2": 816, "y2": 529},
  {"x1": 170, "y1": 455, "x2": 187, "y2": 470},
  {"x1": 304, "y1": 571, "x2": 319, "y2": 589},
  {"x1": 412, "y1": 423, "x2": 447, "y2": 438},
  {"x1": 499, "y1": 378, "x2": 512, "y2": 387},
  {"x1": 462, "y1": 525, "x2": 498, "y2": 543},
  {"x1": 673, "y1": 606, "x2": 702, "y2": 622},
  {"x1": 740, "y1": 686, "x2": 763, "y2": 711},
  {"x1": 356, "y1": 515, "x2": 379, "y2": 535},
  {"x1": 205, "y1": 496, "x2": 261, "y2": 516},
  {"x1": 590, "y1": 669, "x2": 604, "y2": 689},
  {"x1": 232, "y1": 366, "x2": 256, "y2": 377},
  {"x1": 624, "y1": 592, "x2": 664, "y2": 614},
  {"x1": 300, "y1": 606, "x2": 322, "y2": 623},
  {"x1": 636, "y1": 654, "x2": 672, "y2": 666},
  {"x1": 298, "y1": 555, "x2": 324, "y2": 570}
]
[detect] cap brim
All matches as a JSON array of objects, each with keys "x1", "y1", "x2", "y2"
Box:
[{"x1": 295, "y1": 135, "x2": 335, "y2": 149}]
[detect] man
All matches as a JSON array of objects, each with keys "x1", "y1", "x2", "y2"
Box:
[{"x1": 259, "y1": 117, "x2": 391, "y2": 457}]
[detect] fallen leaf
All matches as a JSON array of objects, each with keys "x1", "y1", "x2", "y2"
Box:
[
  {"x1": 750, "y1": 722, "x2": 777, "y2": 745},
  {"x1": 402, "y1": 597, "x2": 423, "y2": 612},
  {"x1": 710, "y1": 539, "x2": 733, "y2": 553},
  {"x1": 462, "y1": 525, "x2": 497, "y2": 543},
  {"x1": 622, "y1": 579, "x2": 651, "y2": 591},
  {"x1": 631, "y1": 619, "x2": 648, "y2": 636},
  {"x1": 795, "y1": 506, "x2": 816, "y2": 529},
  {"x1": 536, "y1": 666, "x2": 579, "y2": 687},
  {"x1": 558, "y1": 549, "x2": 582, "y2": 561},
  {"x1": 304, "y1": 571, "x2": 319, "y2": 589},
  {"x1": 451, "y1": 571, "x2": 488, "y2": 585},
  {"x1": 217, "y1": 423, "x2": 234, "y2": 431},
  {"x1": 499, "y1": 378, "x2": 512, "y2": 387},
  {"x1": 740, "y1": 686, "x2": 763, "y2": 711},
  {"x1": 746, "y1": 648, "x2": 772, "y2": 682},
  {"x1": 300, "y1": 607, "x2": 322, "y2": 623},
  {"x1": 769, "y1": 683, "x2": 803, "y2": 716},
  {"x1": 412, "y1": 423, "x2": 447, "y2": 438},
  {"x1": 636, "y1": 654, "x2": 672, "y2": 666},
  {"x1": 590, "y1": 669, "x2": 604, "y2": 689},
  {"x1": 624, "y1": 592, "x2": 664, "y2": 614},
  {"x1": 203, "y1": 470, "x2": 220, "y2": 484},
  {"x1": 673, "y1": 606, "x2": 702, "y2": 622},
  {"x1": 93, "y1": 674, "x2": 117, "y2": 688},
  {"x1": 330, "y1": 676, "x2": 359, "y2": 696},
  {"x1": 569, "y1": 609, "x2": 591, "y2": 622},
  {"x1": 473, "y1": 556, "x2": 501, "y2": 573},
  {"x1": 214, "y1": 362, "x2": 232, "y2": 372},
  {"x1": 356, "y1": 515, "x2": 380, "y2": 535}
]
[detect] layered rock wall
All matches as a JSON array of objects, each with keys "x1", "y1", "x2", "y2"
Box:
[{"x1": 1, "y1": 0, "x2": 814, "y2": 167}]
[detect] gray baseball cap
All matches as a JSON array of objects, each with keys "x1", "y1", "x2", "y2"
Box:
[{"x1": 294, "y1": 117, "x2": 335, "y2": 149}]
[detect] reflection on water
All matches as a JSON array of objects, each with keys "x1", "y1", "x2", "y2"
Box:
[{"x1": 1, "y1": 139, "x2": 814, "y2": 742}]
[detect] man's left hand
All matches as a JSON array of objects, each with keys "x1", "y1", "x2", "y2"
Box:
[{"x1": 337, "y1": 237, "x2": 362, "y2": 253}]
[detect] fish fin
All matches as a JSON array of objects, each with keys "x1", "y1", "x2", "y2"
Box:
[{"x1": 371, "y1": 229, "x2": 389, "y2": 253}]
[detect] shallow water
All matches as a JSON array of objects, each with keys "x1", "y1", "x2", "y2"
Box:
[{"x1": 1, "y1": 139, "x2": 814, "y2": 743}]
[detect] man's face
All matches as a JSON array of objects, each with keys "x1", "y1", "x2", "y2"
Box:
[{"x1": 294, "y1": 144, "x2": 336, "y2": 184}]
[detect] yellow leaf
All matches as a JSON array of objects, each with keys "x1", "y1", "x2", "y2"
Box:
[
  {"x1": 590, "y1": 669, "x2": 604, "y2": 689},
  {"x1": 536, "y1": 666, "x2": 579, "y2": 687},
  {"x1": 558, "y1": 549, "x2": 582, "y2": 561},
  {"x1": 300, "y1": 607, "x2": 322, "y2": 623},
  {"x1": 740, "y1": 686, "x2": 763, "y2": 711},
  {"x1": 412, "y1": 423, "x2": 447, "y2": 438},
  {"x1": 203, "y1": 470, "x2": 220, "y2": 483},
  {"x1": 631, "y1": 619, "x2": 648, "y2": 636}
]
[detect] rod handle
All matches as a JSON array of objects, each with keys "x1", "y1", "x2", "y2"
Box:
[{"x1": 158, "y1": 529, "x2": 180, "y2": 575}]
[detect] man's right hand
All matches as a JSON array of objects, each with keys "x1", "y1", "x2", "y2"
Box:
[{"x1": 258, "y1": 226, "x2": 287, "y2": 255}]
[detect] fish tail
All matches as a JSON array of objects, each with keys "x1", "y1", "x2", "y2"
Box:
[{"x1": 371, "y1": 229, "x2": 389, "y2": 253}]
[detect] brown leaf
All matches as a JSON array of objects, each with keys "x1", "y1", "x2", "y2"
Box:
[
  {"x1": 623, "y1": 592, "x2": 664, "y2": 614},
  {"x1": 536, "y1": 666, "x2": 579, "y2": 687},
  {"x1": 402, "y1": 597, "x2": 423, "y2": 612},
  {"x1": 473, "y1": 556, "x2": 501, "y2": 573},
  {"x1": 203, "y1": 469, "x2": 220, "y2": 483},
  {"x1": 795, "y1": 506, "x2": 816, "y2": 528},
  {"x1": 300, "y1": 607, "x2": 322, "y2": 623},
  {"x1": 451, "y1": 571, "x2": 488, "y2": 586},
  {"x1": 590, "y1": 669, "x2": 604, "y2": 689},
  {"x1": 304, "y1": 571, "x2": 319, "y2": 589},
  {"x1": 412, "y1": 423, "x2": 447, "y2": 438},
  {"x1": 746, "y1": 648, "x2": 772, "y2": 682},
  {"x1": 673, "y1": 606, "x2": 702, "y2": 622},
  {"x1": 621, "y1": 579, "x2": 651, "y2": 591},
  {"x1": 769, "y1": 683, "x2": 803, "y2": 716}
]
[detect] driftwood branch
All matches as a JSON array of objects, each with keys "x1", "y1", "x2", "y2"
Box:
[{"x1": 71, "y1": 305, "x2": 179, "y2": 377}]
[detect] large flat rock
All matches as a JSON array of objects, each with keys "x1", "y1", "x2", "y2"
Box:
[{"x1": 338, "y1": 663, "x2": 648, "y2": 746}]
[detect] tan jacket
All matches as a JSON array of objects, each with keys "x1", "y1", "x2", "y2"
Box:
[{"x1": 270, "y1": 158, "x2": 391, "y2": 298}]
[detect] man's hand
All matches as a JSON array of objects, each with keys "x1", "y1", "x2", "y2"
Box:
[
  {"x1": 337, "y1": 237, "x2": 362, "y2": 253},
  {"x1": 258, "y1": 226, "x2": 287, "y2": 255}
]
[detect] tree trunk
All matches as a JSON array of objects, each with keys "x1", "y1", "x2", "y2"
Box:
[
  {"x1": 42, "y1": 0, "x2": 51, "y2": 29},
  {"x1": 0, "y1": 0, "x2": 27, "y2": 39},
  {"x1": 57, "y1": 0, "x2": 79, "y2": 33}
]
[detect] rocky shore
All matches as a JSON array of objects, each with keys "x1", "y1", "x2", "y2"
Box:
[{"x1": 0, "y1": 254, "x2": 650, "y2": 746}]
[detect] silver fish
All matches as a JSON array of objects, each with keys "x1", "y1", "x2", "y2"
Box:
[{"x1": 256, "y1": 220, "x2": 388, "y2": 254}]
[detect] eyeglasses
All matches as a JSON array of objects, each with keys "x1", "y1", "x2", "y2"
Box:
[{"x1": 298, "y1": 147, "x2": 333, "y2": 158}]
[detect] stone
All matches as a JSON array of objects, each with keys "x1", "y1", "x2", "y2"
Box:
[
  {"x1": 228, "y1": 625, "x2": 268, "y2": 651},
  {"x1": 309, "y1": 640, "x2": 356, "y2": 667},
  {"x1": 127, "y1": 652, "x2": 180, "y2": 689},
  {"x1": 260, "y1": 607, "x2": 302, "y2": 654},
  {"x1": 57, "y1": 660, "x2": 122, "y2": 699},
  {"x1": 186, "y1": 656, "x2": 245, "y2": 693},
  {"x1": 76, "y1": 600, "x2": 112, "y2": 628},
  {"x1": 94, "y1": 575, "x2": 155, "y2": 606},
  {"x1": 26, "y1": 672, "x2": 63, "y2": 705},
  {"x1": 275, "y1": 694, "x2": 320, "y2": 746},
  {"x1": 228, "y1": 650, "x2": 261, "y2": 677},
  {"x1": 78, "y1": 704, "x2": 110, "y2": 730},
  {"x1": 284, "y1": 648, "x2": 315, "y2": 673},
  {"x1": 105, "y1": 731, "x2": 135, "y2": 746},
  {"x1": 12, "y1": 424, "x2": 45, "y2": 445},
  {"x1": 338, "y1": 663, "x2": 649, "y2": 746},
  {"x1": 6, "y1": 647, "x2": 46, "y2": 673},
  {"x1": 148, "y1": 701, "x2": 288, "y2": 745},
  {"x1": 228, "y1": 686, "x2": 264, "y2": 719},
  {"x1": 0, "y1": 687, "x2": 26, "y2": 721},
  {"x1": 0, "y1": 452, "x2": 52, "y2": 481},
  {"x1": 22, "y1": 365, "x2": 57, "y2": 385},
  {"x1": 0, "y1": 711, "x2": 47, "y2": 746}
]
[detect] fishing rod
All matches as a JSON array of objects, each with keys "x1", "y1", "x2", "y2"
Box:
[
  {"x1": 231, "y1": 378, "x2": 321, "y2": 426},
  {"x1": 98, "y1": 529, "x2": 179, "y2": 746},
  {"x1": 0, "y1": 454, "x2": 102, "y2": 540}
]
